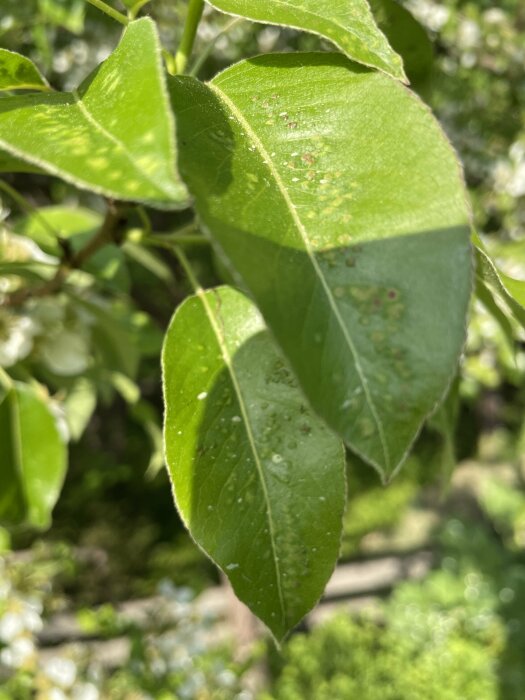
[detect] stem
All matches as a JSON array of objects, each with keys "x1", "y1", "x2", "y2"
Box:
[
  {"x1": 145, "y1": 233, "x2": 209, "y2": 248},
  {"x1": 3, "y1": 203, "x2": 126, "y2": 308},
  {"x1": 172, "y1": 245, "x2": 203, "y2": 294},
  {"x1": 174, "y1": 0, "x2": 205, "y2": 75},
  {"x1": 85, "y1": 0, "x2": 129, "y2": 25},
  {"x1": 128, "y1": 0, "x2": 152, "y2": 19},
  {"x1": 0, "y1": 366, "x2": 13, "y2": 392}
]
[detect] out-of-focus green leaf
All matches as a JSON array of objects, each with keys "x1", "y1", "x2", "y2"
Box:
[
  {"x1": 0, "y1": 19, "x2": 188, "y2": 208},
  {"x1": 207, "y1": 0, "x2": 406, "y2": 81},
  {"x1": 0, "y1": 49, "x2": 50, "y2": 92},
  {"x1": 0, "y1": 380, "x2": 67, "y2": 529},
  {"x1": 63, "y1": 377, "x2": 97, "y2": 441},
  {"x1": 474, "y1": 232, "x2": 525, "y2": 332},
  {"x1": 14, "y1": 205, "x2": 102, "y2": 253},
  {"x1": 163, "y1": 285, "x2": 345, "y2": 640},
  {"x1": 15, "y1": 206, "x2": 130, "y2": 291},
  {"x1": 37, "y1": 0, "x2": 85, "y2": 34},
  {"x1": 170, "y1": 53, "x2": 472, "y2": 480}
]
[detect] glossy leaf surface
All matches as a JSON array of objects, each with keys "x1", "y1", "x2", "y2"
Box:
[
  {"x1": 170, "y1": 54, "x2": 472, "y2": 479},
  {"x1": 0, "y1": 19, "x2": 187, "y2": 208},
  {"x1": 0, "y1": 381, "x2": 67, "y2": 529},
  {"x1": 0, "y1": 49, "x2": 49, "y2": 92},
  {"x1": 207, "y1": 0, "x2": 406, "y2": 81},
  {"x1": 163, "y1": 286, "x2": 345, "y2": 639}
]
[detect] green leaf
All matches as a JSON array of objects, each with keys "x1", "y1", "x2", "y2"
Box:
[
  {"x1": 170, "y1": 53, "x2": 472, "y2": 480},
  {"x1": 15, "y1": 206, "x2": 130, "y2": 291},
  {"x1": 0, "y1": 49, "x2": 50, "y2": 93},
  {"x1": 163, "y1": 286, "x2": 345, "y2": 640},
  {"x1": 14, "y1": 205, "x2": 102, "y2": 253},
  {"x1": 0, "y1": 381, "x2": 67, "y2": 529},
  {"x1": 62, "y1": 377, "x2": 97, "y2": 442},
  {"x1": 38, "y1": 0, "x2": 85, "y2": 34},
  {"x1": 207, "y1": 0, "x2": 406, "y2": 81},
  {"x1": 0, "y1": 150, "x2": 44, "y2": 174},
  {"x1": 0, "y1": 19, "x2": 188, "y2": 208},
  {"x1": 369, "y1": 0, "x2": 433, "y2": 86},
  {"x1": 473, "y1": 232, "x2": 525, "y2": 332}
]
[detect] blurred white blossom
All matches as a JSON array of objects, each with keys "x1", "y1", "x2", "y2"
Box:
[
  {"x1": 0, "y1": 311, "x2": 40, "y2": 367},
  {"x1": 42, "y1": 657, "x2": 77, "y2": 688},
  {"x1": 406, "y1": 0, "x2": 450, "y2": 31}
]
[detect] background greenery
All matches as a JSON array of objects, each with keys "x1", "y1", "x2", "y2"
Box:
[{"x1": 1, "y1": 0, "x2": 524, "y2": 698}]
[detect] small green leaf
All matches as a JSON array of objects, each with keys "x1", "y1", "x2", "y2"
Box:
[
  {"x1": 14, "y1": 205, "x2": 102, "y2": 253},
  {"x1": 0, "y1": 381, "x2": 67, "y2": 529},
  {"x1": 170, "y1": 53, "x2": 472, "y2": 480},
  {"x1": 0, "y1": 19, "x2": 188, "y2": 208},
  {"x1": 163, "y1": 286, "x2": 345, "y2": 640},
  {"x1": 0, "y1": 49, "x2": 50, "y2": 93},
  {"x1": 15, "y1": 206, "x2": 130, "y2": 291},
  {"x1": 207, "y1": 0, "x2": 406, "y2": 81},
  {"x1": 474, "y1": 232, "x2": 525, "y2": 331}
]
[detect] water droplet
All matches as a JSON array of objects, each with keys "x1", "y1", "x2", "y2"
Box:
[
  {"x1": 226, "y1": 563, "x2": 239, "y2": 571},
  {"x1": 197, "y1": 392, "x2": 207, "y2": 400},
  {"x1": 272, "y1": 453, "x2": 283, "y2": 464},
  {"x1": 232, "y1": 416, "x2": 242, "y2": 423}
]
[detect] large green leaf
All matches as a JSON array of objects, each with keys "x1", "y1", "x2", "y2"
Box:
[
  {"x1": 0, "y1": 19, "x2": 187, "y2": 208},
  {"x1": 0, "y1": 49, "x2": 50, "y2": 93},
  {"x1": 207, "y1": 0, "x2": 406, "y2": 81},
  {"x1": 0, "y1": 381, "x2": 67, "y2": 529},
  {"x1": 170, "y1": 54, "x2": 472, "y2": 480},
  {"x1": 163, "y1": 286, "x2": 345, "y2": 639}
]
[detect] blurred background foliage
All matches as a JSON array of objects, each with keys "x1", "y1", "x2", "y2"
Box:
[{"x1": 0, "y1": 0, "x2": 525, "y2": 698}]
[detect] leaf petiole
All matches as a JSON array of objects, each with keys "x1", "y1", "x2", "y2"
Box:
[
  {"x1": 173, "y1": 0, "x2": 205, "y2": 75},
  {"x1": 0, "y1": 366, "x2": 13, "y2": 391},
  {"x1": 85, "y1": 0, "x2": 129, "y2": 26}
]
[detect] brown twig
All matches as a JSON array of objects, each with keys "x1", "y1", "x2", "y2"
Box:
[{"x1": 3, "y1": 202, "x2": 126, "y2": 308}]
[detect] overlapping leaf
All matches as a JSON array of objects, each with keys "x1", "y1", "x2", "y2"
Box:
[
  {"x1": 170, "y1": 53, "x2": 472, "y2": 480},
  {"x1": 474, "y1": 232, "x2": 525, "y2": 331},
  {"x1": 0, "y1": 19, "x2": 187, "y2": 208},
  {"x1": 0, "y1": 381, "x2": 67, "y2": 529},
  {"x1": 163, "y1": 286, "x2": 345, "y2": 639},
  {"x1": 207, "y1": 0, "x2": 406, "y2": 81}
]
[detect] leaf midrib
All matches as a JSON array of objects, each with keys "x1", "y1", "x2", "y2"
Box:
[
  {"x1": 72, "y1": 91, "x2": 177, "y2": 200},
  {"x1": 197, "y1": 288, "x2": 287, "y2": 632},
  {"x1": 210, "y1": 0, "x2": 399, "y2": 75},
  {"x1": 209, "y1": 81, "x2": 391, "y2": 472}
]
